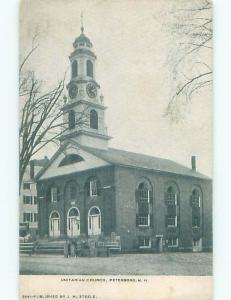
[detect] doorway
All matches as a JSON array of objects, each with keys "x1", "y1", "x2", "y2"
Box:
[
  {"x1": 88, "y1": 207, "x2": 101, "y2": 236},
  {"x1": 49, "y1": 211, "x2": 60, "y2": 237},
  {"x1": 67, "y1": 207, "x2": 80, "y2": 237}
]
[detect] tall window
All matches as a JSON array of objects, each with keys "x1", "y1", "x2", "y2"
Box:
[
  {"x1": 90, "y1": 110, "x2": 98, "y2": 129},
  {"x1": 90, "y1": 179, "x2": 98, "y2": 197},
  {"x1": 85, "y1": 177, "x2": 101, "y2": 197},
  {"x1": 165, "y1": 185, "x2": 179, "y2": 228},
  {"x1": 88, "y1": 207, "x2": 101, "y2": 235},
  {"x1": 191, "y1": 188, "x2": 202, "y2": 228},
  {"x1": 136, "y1": 182, "x2": 153, "y2": 227},
  {"x1": 50, "y1": 186, "x2": 60, "y2": 203},
  {"x1": 68, "y1": 110, "x2": 75, "y2": 129},
  {"x1": 67, "y1": 207, "x2": 80, "y2": 237},
  {"x1": 87, "y1": 60, "x2": 93, "y2": 77},
  {"x1": 65, "y1": 181, "x2": 77, "y2": 201},
  {"x1": 71, "y1": 60, "x2": 78, "y2": 78},
  {"x1": 191, "y1": 189, "x2": 201, "y2": 208}
]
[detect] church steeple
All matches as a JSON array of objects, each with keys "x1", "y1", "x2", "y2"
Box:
[{"x1": 60, "y1": 23, "x2": 111, "y2": 149}]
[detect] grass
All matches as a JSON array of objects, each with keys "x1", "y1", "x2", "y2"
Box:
[{"x1": 20, "y1": 252, "x2": 212, "y2": 275}]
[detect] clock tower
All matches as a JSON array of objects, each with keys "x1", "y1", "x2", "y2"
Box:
[{"x1": 60, "y1": 24, "x2": 111, "y2": 149}]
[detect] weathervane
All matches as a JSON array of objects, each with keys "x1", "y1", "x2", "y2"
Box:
[{"x1": 81, "y1": 11, "x2": 84, "y2": 33}]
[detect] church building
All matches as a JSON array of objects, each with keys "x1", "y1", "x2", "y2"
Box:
[{"x1": 36, "y1": 26, "x2": 212, "y2": 253}]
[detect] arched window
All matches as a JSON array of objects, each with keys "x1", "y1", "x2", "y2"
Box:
[
  {"x1": 50, "y1": 211, "x2": 59, "y2": 218},
  {"x1": 191, "y1": 189, "x2": 201, "y2": 208},
  {"x1": 86, "y1": 60, "x2": 93, "y2": 77},
  {"x1": 59, "y1": 154, "x2": 84, "y2": 167},
  {"x1": 88, "y1": 206, "x2": 101, "y2": 235},
  {"x1": 165, "y1": 184, "x2": 179, "y2": 229},
  {"x1": 67, "y1": 207, "x2": 80, "y2": 237},
  {"x1": 190, "y1": 187, "x2": 203, "y2": 251},
  {"x1": 135, "y1": 181, "x2": 153, "y2": 227},
  {"x1": 68, "y1": 110, "x2": 75, "y2": 129},
  {"x1": 190, "y1": 188, "x2": 202, "y2": 228},
  {"x1": 71, "y1": 60, "x2": 78, "y2": 78},
  {"x1": 90, "y1": 109, "x2": 98, "y2": 129},
  {"x1": 49, "y1": 211, "x2": 60, "y2": 237}
]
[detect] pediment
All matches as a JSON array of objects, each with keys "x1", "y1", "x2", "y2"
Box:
[{"x1": 39, "y1": 143, "x2": 110, "y2": 180}]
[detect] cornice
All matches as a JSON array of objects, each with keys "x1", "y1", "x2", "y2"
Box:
[{"x1": 62, "y1": 99, "x2": 107, "y2": 111}]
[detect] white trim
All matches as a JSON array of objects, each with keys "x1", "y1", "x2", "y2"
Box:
[
  {"x1": 90, "y1": 179, "x2": 98, "y2": 197},
  {"x1": 67, "y1": 207, "x2": 80, "y2": 237},
  {"x1": 51, "y1": 186, "x2": 58, "y2": 203},
  {"x1": 88, "y1": 206, "x2": 101, "y2": 236},
  {"x1": 168, "y1": 238, "x2": 179, "y2": 247},
  {"x1": 167, "y1": 216, "x2": 177, "y2": 227},
  {"x1": 139, "y1": 237, "x2": 151, "y2": 248},
  {"x1": 49, "y1": 210, "x2": 60, "y2": 237}
]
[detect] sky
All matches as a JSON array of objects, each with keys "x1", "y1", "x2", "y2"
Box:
[{"x1": 20, "y1": 0, "x2": 212, "y2": 176}]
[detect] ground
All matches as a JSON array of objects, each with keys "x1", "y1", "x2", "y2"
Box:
[{"x1": 20, "y1": 252, "x2": 212, "y2": 275}]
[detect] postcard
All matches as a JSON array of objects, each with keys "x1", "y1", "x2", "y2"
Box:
[{"x1": 19, "y1": 1, "x2": 213, "y2": 299}]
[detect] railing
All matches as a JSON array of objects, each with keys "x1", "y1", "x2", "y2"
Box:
[{"x1": 97, "y1": 241, "x2": 121, "y2": 253}]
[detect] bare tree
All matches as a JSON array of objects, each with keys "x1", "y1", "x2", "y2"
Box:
[
  {"x1": 19, "y1": 36, "x2": 88, "y2": 187},
  {"x1": 162, "y1": 0, "x2": 212, "y2": 121}
]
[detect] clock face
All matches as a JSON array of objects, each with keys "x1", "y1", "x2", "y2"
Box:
[
  {"x1": 86, "y1": 83, "x2": 97, "y2": 98},
  {"x1": 69, "y1": 84, "x2": 78, "y2": 99}
]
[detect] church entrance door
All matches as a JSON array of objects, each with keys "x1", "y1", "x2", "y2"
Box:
[
  {"x1": 88, "y1": 207, "x2": 101, "y2": 236},
  {"x1": 67, "y1": 207, "x2": 80, "y2": 237},
  {"x1": 49, "y1": 211, "x2": 60, "y2": 238}
]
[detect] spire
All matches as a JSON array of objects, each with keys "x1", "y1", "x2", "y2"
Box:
[{"x1": 81, "y1": 11, "x2": 84, "y2": 33}]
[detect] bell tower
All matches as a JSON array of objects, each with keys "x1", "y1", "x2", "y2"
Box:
[{"x1": 60, "y1": 20, "x2": 111, "y2": 149}]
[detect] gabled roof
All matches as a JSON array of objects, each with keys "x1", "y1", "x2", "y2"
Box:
[
  {"x1": 36, "y1": 140, "x2": 210, "y2": 181},
  {"x1": 80, "y1": 145, "x2": 210, "y2": 180}
]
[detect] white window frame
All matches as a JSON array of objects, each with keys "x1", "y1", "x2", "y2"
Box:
[
  {"x1": 138, "y1": 189, "x2": 151, "y2": 227},
  {"x1": 90, "y1": 179, "x2": 98, "y2": 197},
  {"x1": 174, "y1": 193, "x2": 177, "y2": 206},
  {"x1": 168, "y1": 238, "x2": 179, "y2": 247},
  {"x1": 23, "y1": 195, "x2": 33, "y2": 205},
  {"x1": 139, "y1": 237, "x2": 151, "y2": 248},
  {"x1": 51, "y1": 187, "x2": 58, "y2": 203},
  {"x1": 167, "y1": 216, "x2": 178, "y2": 227},
  {"x1": 23, "y1": 212, "x2": 33, "y2": 223}
]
